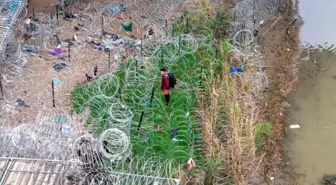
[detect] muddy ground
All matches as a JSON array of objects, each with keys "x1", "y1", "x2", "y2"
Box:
[{"x1": 258, "y1": 3, "x2": 301, "y2": 185}]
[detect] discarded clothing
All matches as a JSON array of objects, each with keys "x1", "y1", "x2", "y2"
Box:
[
  {"x1": 110, "y1": 33, "x2": 119, "y2": 41},
  {"x1": 54, "y1": 34, "x2": 62, "y2": 45},
  {"x1": 54, "y1": 116, "x2": 67, "y2": 122},
  {"x1": 49, "y1": 47, "x2": 65, "y2": 57},
  {"x1": 121, "y1": 21, "x2": 133, "y2": 32},
  {"x1": 53, "y1": 63, "x2": 67, "y2": 72},
  {"x1": 85, "y1": 74, "x2": 93, "y2": 81},
  {"x1": 171, "y1": 127, "x2": 178, "y2": 138},
  {"x1": 107, "y1": 5, "x2": 126, "y2": 14},
  {"x1": 129, "y1": 40, "x2": 135, "y2": 47},
  {"x1": 62, "y1": 125, "x2": 71, "y2": 136},
  {"x1": 22, "y1": 45, "x2": 39, "y2": 52},
  {"x1": 117, "y1": 12, "x2": 124, "y2": 20},
  {"x1": 149, "y1": 28, "x2": 154, "y2": 36},
  {"x1": 15, "y1": 98, "x2": 29, "y2": 107},
  {"x1": 64, "y1": 12, "x2": 77, "y2": 19},
  {"x1": 53, "y1": 79, "x2": 61, "y2": 85},
  {"x1": 229, "y1": 66, "x2": 243, "y2": 74}
]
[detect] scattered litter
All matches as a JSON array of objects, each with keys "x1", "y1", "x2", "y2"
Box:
[
  {"x1": 146, "y1": 137, "x2": 150, "y2": 142},
  {"x1": 153, "y1": 181, "x2": 159, "y2": 185},
  {"x1": 15, "y1": 98, "x2": 29, "y2": 107},
  {"x1": 121, "y1": 21, "x2": 133, "y2": 32},
  {"x1": 23, "y1": 45, "x2": 39, "y2": 52},
  {"x1": 156, "y1": 125, "x2": 161, "y2": 131},
  {"x1": 111, "y1": 34, "x2": 119, "y2": 41},
  {"x1": 129, "y1": 40, "x2": 135, "y2": 48},
  {"x1": 85, "y1": 74, "x2": 93, "y2": 81},
  {"x1": 230, "y1": 66, "x2": 243, "y2": 74},
  {"x1": 114, "y1": 54, "x2": 121, "y2": 61},
  {"x1": 270, "y1": 177, "x2": 274, "y2": 181},
  {"x1": 171, "y1": 127, "x2": 178, "y2": 138},
  {"x1": 186, "y1": 112, "x2": 190, "y2": 117},
  {"x1": 53, "y1": 63, "x2": 68, "y2": 72},
  {"x1": 281, "y1": 101, "x2": 291, "y2": 109},
  {"x1": 148, "y1": 28, "x2": 154, "y2": 35},
  {"x1": 142, "y1": 99, "x2": 149, "y2": 105},
  {"x1": 171, "y1": 138, "x2": 183, "y2": 143},
  {"x1": 64, "y1": 12, "x2": 77, "y2": 19},
  {"x1": 187, "y1": 158, "x2": 195, "y2": 170},
  {"x1": 287, "y1": 48, "x2": 290, "y2": 51},
  {"x1": 53, "y1": 79, "x2": 61, "y2": 85},
  {"x1": 117, "y1": 12, "x2": 124, "y2": 20},
  {"x1": 61, "y1": 125, "x2": 71, "y2": 136},
  {"x1": 54, "y1": 116, "x2": 67, "y2": 123},
  {"x1": 289, "y1": 124, "x2": 300, "y2": 129},
  {"x1": 49, "y1": 47, "x2": 65, "y2": 57},
  {"x1": 54, "y1": 34, "x2": 62, "y2": 45},
  {"x1": 107, "y1": 5, "x2": 125, "y2": 14}
]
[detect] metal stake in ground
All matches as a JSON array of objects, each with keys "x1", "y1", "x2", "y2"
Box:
[
  {"x1": 68, "y1": 41, "x2": 71, "y2": 62},
  {"x1": 94, "y1": 65, "x2": 98, "y2": 76},
  {"x1": 140, "y1": 37, "x2": 143, "y2": 58},
  {"x1": 137, "y1": 111, "x2": 145, "y2": 135},
  {"x1": 149, "y1": 87, "x2": 155, "y2": 106},
  {"x1": 172, "y1": 23, "x2": 175, "y2": 37},
  {"x1": 178, "y1": 35, "x2": 181, "y2": 53},
  {"x1": 32, "y1": 9, "x2": 35, "y2": 20},
  {"x1": 186, "y1": 17, "x2": 189, "y2": 33},
  {"x1": 56, "y1": 5, "x2": 59, "y2": 21},
  {"x1": 200, "y1": 66, "x2": 203, "y2": 86},
  {"x1": 165, "y1": 20, "x2": 168, "y2": 36},
  {"x1": 0, "y1": 76, "x2": 3, "y2": 99},
  {"x1": 118, "y1": 88, "x2": 122, "y2": 101},
  {"x1": 101, "y1": 14, "x2": 104, "y2": 36},
  {"x1": 135, "y1": 59, "x2": 138, "y2": 77},
  {"x1": 160, "y1": 44, "x2": 164, "y2": 65},
  {"x1": 51, "y1": 80, "x2": 55, "y2": 107},
  {"x1": 108, "y1": 51, "x2": 111, "y2": 70}
]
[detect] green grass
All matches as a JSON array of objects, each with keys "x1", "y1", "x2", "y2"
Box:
[
  {"x1": 71, "y1": 10, "x2": 230, "y2": 178},
  {"x1": 253, "y1": 122, "x2": 273, "y2": 149}
]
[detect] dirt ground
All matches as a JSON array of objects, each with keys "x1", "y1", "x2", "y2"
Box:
[
  {"x1": 27, "y1": 0, "x2": 56, "y2": 15},
  {"x1": 0, "y1": 0, "x2": 150, "y2": 126},
  {"x1": 258, "y1": 3, "x2": 301, "y2": 185}
]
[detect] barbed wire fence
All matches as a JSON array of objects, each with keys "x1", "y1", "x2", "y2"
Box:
[
  {"x1": 0, "y1": 0, "x2": 291, "y2": 184},
  {"x1": 0, "y1": 0, "x2": 192, "y2": 184},
  {"x1": 210, "y1": 0, "x2": 287, "y2": 184}
]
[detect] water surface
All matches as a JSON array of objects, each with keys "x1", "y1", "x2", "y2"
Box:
[{"x1": 286, "y1": 0, "x2": 336, "y2": 184}]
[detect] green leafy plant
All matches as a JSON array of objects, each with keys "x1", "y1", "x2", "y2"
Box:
[{"x1": 253, "y1": 122, "x2": 272, "y2": 149}]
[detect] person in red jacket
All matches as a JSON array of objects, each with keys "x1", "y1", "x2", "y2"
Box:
[{"x1": 160, "y1": 68, "x2": 170, "y2": 106}]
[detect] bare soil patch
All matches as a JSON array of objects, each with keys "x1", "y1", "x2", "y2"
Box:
[{"x1": 258, "y1": 4, "x2": 301, "y2": 185}]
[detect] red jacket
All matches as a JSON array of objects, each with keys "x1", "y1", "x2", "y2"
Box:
[{"x1": 161, "y1": 73, "x2": 170, "y2": 90}]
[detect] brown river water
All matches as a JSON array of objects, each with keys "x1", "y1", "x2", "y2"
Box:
[{"x1": 285, "y1": 0, "x2": 336, "y2": 184}]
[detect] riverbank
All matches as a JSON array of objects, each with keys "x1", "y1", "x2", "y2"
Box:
[{"x1": 258, "y1": 2, "x2": 301, "y2": 184}]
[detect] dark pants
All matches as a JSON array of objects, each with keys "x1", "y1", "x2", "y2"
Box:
[{"x1": 165, "y1": 93, "x2": 170, "y2": 104}]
